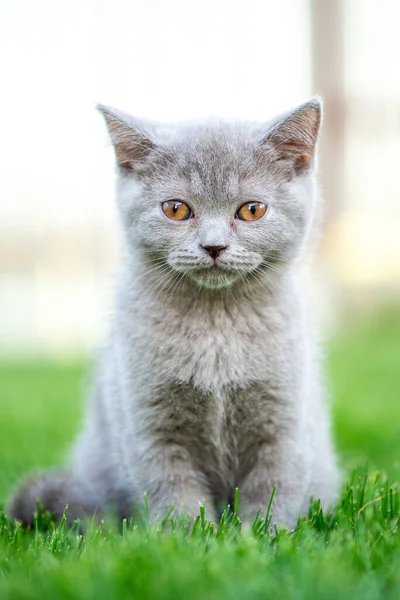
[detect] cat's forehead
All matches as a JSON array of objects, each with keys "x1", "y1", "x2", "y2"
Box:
[
  {"x1": 170, "y1": 121, "x2": 258, "y2": 163},
  {"x1": 157, "y1": 122, "x2": 264, "y2": 201}
]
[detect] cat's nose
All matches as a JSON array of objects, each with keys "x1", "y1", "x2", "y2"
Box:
[{"x1": 202, "y1": 245, "x2": 227, "y2": 260}]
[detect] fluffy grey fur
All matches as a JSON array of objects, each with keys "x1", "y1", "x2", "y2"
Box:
[{"x1": 9, "y1": 99, "x2": 339, "y2": 528}]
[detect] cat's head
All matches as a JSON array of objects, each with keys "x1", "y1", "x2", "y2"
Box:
[{"x1": 98, "y1": 100, "x2": 321, "y2": 291}]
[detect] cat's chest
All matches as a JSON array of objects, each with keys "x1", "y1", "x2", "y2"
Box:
[{"x1": 144, "y1": 308, "x2": 275, "y2": 392}]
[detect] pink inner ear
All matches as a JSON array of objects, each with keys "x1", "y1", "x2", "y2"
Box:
[{"x1": 296, "y1": 153, "x2": 311, "y2": 169}]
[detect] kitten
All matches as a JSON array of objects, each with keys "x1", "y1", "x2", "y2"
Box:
[{"x1": 9, "y1": 99, "x2": 339, "y2": 528}]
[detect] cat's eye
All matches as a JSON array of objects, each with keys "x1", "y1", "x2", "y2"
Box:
[
  {"x1": 161, "y1": 200, "x2": 193, "y2": 221},
  {"x1": 236, "y1": 202, "x2": 267, "y2": 222}
]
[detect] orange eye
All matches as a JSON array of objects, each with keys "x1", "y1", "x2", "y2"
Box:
[
  {"x1": 236, "y1": 202, "x2": 267, "y2": 222},
  {"x1": 161, "y1": 200, "x2": 192, "y2": 221}
]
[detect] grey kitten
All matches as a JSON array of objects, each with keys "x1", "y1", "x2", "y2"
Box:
[{"x1": 9, "y1": 99, "x2": 339, "y2": 528}]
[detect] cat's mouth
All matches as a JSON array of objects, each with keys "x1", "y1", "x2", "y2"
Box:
[{"x1": 187, "y1": 265, "x2": 243, "y2": 290}]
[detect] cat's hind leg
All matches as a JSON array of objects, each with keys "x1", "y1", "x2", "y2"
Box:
[{"x1": 7, "y1": 470, "x2": 101, "y2": 526}]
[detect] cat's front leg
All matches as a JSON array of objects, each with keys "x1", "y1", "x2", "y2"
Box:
[
  {"x1": 238, "y1": 447, "x2": 310, "y2": 529},
  {"x1": 133, "y1": 443, "x2": 218, "y2": 525}
]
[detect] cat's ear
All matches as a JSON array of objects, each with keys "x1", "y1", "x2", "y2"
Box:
[
  {"x1": 261, "y1": 99, "x2": 322, "y2": 176},
  {"x1": 97, "y1": 104, "x2": 154, "y2": 175}
]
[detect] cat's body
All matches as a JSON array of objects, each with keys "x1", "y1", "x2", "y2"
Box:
[{"x1": 9, "y1": 100, "x2": 339, "y2": 528}]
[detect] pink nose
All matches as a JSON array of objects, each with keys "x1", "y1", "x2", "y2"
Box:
[{"x1": 202, "y1": 245, "x2": 227, "y2": 260}]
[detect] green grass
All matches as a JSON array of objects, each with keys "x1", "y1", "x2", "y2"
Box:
[
  {"x1": 329, "y1": 311, "x2": 400, "y2": 479},
  {"x1": 0, "y1": 311, "x2": 399, "y2": 599}
]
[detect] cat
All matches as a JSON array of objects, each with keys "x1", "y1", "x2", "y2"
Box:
[{"x1": 9, "y1": 99, "x2": 339, "y2": 529}]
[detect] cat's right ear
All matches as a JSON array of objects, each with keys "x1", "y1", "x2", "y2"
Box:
[{"x1": 97, "y1": 104, "x2": 154, "y2": 175}]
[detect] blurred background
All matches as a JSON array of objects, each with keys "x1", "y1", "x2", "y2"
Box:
[
  {"x1": 0, "y1": 0, "x2": 399, "y2": 497},
  {"x1": 1, "y1": 0, "x2": 400, "y2": 355}
]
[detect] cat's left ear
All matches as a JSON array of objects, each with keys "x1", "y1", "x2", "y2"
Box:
[
  {"x1": 261, "y1": 99, "x2": 322, "y2": 176},
  {"x1": 97, "y1": 104, "x2": 155, "y2": 175}
]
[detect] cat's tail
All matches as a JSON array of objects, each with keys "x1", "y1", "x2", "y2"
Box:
[{"x1": 7, "y1": 470, "x2": 101, "y2": 526}]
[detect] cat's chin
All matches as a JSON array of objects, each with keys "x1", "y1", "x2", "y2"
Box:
[{"x1": 187, "y1": 267, "x2": 242, "y2": 290}]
